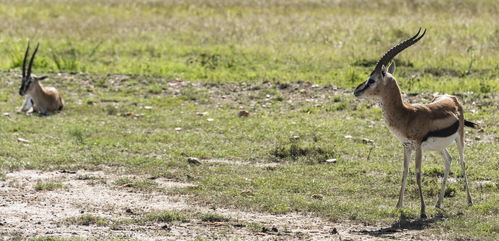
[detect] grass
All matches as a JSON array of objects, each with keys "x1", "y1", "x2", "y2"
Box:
[
  {"x1": 64, "y1": 214, "x2": 109, "y2": 226},
  {"x1": 64, "y1": 210, "x2": 192, "y2": 228},
  {"x1": 114, "y1": 177, "x2": 159, "y2": 191},
  {"x1": 199, "y1": 213, "x2": 231, "y2": 223},
  {"x1": 34, "y1": 180, "x2": 65, "y2": 191},
  {"x1": 144, "y1": 210, "x2": 189, "y2": 223},
  {"x1": 0, "y1": 0, "x2": 497, "y2": 240},
  {"x1": 0, "y1": 0, "x2": 497, "y2": 93}
]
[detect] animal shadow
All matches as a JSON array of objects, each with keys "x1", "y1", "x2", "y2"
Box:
[{"x1": 357, "y1": 214, "x2": 444, "y2": 240}]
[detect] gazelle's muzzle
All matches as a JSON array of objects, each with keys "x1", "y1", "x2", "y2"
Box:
[
  {"x1": 353, "y1": 81, "x2": 368, "y2": 97},
  {"x1": 19, "y1": 79, "x2": 30, "y2": 96}
]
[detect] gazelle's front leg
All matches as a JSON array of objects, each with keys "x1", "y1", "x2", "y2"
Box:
[
  {"x1": 436, "y1": 149, "x2": 452, "y2": 208},
  {"x1": 396, "y1": 145, "x2": 412, "y2": 208},
  {"x1": 18, "y1": 96, "x2": 33, "y2": 113},
  {"x1": 415, "y1": 143, "x2": 426, "y2": 218}
]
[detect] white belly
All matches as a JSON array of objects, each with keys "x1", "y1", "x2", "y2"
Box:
[{"x1": 421, "y1": 132, "x2": 458, "y2": 151}]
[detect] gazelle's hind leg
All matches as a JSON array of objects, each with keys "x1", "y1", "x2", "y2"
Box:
[
  {"x1": 436, "y1": 149, "x2": 452, "y2": 208},
  {"x1": 415, "y1": 144, "x2": 426, "y2": 218},
  {"x1": 455, "y1": 136, "x2": 473, "y2": 206}
]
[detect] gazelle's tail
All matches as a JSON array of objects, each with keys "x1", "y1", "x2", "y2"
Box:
[{"x1": 464, "y1": 120, "x2": 480, "y2": 129}]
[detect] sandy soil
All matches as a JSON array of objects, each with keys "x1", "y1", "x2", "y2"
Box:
[{"x1": 0, "y1": 168, "x2": 446, "y2": 240}]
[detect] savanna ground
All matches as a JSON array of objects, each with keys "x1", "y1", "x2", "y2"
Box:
[{"x1": 0, "y1": 0, "x2": 498, "y2": 240}]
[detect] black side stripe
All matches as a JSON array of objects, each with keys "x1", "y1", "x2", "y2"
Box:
[{"x1": 422, "y1": 121, "x2": 459, "y2": 142}]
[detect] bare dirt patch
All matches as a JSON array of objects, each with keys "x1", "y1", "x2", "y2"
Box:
[{"x1": 0, "y1": 169, "x2": 445, "y2": 240}]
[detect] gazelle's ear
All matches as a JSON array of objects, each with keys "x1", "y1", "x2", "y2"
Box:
[
  {"x1": 381, "y1": 65, "x2": 387, "y2": 77},
  {"x1": 388, "y1": 61, "x2": 396, "y2": 74},
  {"x1": 37, "y1": 76, "x2": 48, "y2": 81}
]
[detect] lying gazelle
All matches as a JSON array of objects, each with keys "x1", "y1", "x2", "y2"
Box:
[
  {"x1": 18, "y1": 42, "x2": 63, "y2": 115},
  {"x1": 353, "y1": 28, "x2": 479, "y2": 218}
]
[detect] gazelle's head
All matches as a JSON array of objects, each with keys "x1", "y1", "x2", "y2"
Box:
[
  {"x1": 19, "y1": 42, "x2": 48, "y2": 96},
  {"x1": 354, "y1": 28, "x2": 426, "y2": 99}
]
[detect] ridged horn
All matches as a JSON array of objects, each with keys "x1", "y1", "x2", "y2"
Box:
[
  {"x1": 27, "y1": 43, "x2": 40, "y2": 78},
  {"x1": 372, "y1": 28, "x2": 426, "y2": 75},
  {"x1": 22, "y1": 42, "x2": 31, "y2": 78}
]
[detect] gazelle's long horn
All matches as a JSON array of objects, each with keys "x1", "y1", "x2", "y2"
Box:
[
  {"x1": 22, "y1": 42, "x2": 31, "y2": 78},
  {"x1": 372, "y1": 28, "x2": 426, "y2": 75},
  {"x1": 27, "y1": 43, "x2": 40, "y2": 78}
]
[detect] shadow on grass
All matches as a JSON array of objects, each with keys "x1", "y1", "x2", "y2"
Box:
[{"x1": 357, "y1": 214, "x2": 444, "y2": 240}]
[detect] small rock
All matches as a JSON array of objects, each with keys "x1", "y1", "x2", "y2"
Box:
[
  {"x1": 17, "y1": 138, "x2": 30, "y2": 143},
  {"x1": 59, "y1": 170, "x2": 76, "y2": 174},
  {"x1": 187, "y1": 157, "x2": 201, "y2": 165},
  {"x1": 197, "y1": 112, "x2": 209, "y2": 116},
  {"x1": 144, "y1": 106, "x2": 153, "y2": 110},
  {"x1": 277, "y1": 83, "x2": 290, "y2": 89},
  {"x1": 474, "y1": 136, "x2": 481, "y2": 141},
  {"x1": 3, "y1": 112, "x2": 9, "y2": 116},
  {"x1": 161, "y1": 224, "x2": 171, "y2": 231},
  {"x1": 271, "y1": 226, "x2": 278, "y2": 232},
  {"x1": 238, "y1": 110, "x2": 250, "y2": 117},
  {"x1": 291, "y1": 136, "x2": 300, "y2": 140},
  {"x1": 344, "y1": 135, "x2": 352, "y2": 139},
  {"x1": 330, "y1": 227, "x2": 338, "y2": 234},
  {"x1": 325, "y1": 159, "x2": 337, "y2": 163},
  {"x1": 311, "y1": 194, "x2": 324, "y2": 200},
  {"x1": 207, "y1": 118, "x2": 214, "y2": 122},
  {"x1": 241, "y1": 190, "x2": 253, "y2": 195},
  {"x1": 125, "y1": 208, "x2": 133, "y2": 214},
  {"x1": 174, "y1": 127, "x2": 182, "y2": 131},
  {"x1": 362, "y1": 138, "x2": 374, "y2": 144}
]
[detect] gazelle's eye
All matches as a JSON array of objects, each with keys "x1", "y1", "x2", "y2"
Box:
[{"x1": 368, "y1": 78, "x2": 375, "y2": 84}]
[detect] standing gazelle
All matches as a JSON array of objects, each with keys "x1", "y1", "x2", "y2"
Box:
[
  {"x1": 353, "y1": 29, "x2": 479, "y2": 218},
  {"x1": 18, "y1": 42, "x2": 63, "y2": 115}
]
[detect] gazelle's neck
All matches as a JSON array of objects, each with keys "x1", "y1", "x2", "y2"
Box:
[
  {"x1": 28, "y1": 81, "x2": 45, "y2": 99},
  {"x1": 379, "y1": 80, "x2": 410, "y2": 134}
]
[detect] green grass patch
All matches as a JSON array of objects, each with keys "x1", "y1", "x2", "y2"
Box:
[
  {"x1": 0, "y1": 0, "x2": 497, "y2": 93},
  {"x1": 34, "y1": 180, "x2": 65, "y2": 191},
  {"x1": 199, "y1": 213, "x2": 231, "y2": 223},
  {"x1": 28, "y1": 237, "x2": 69, "y2": 241},
  {"x1": 114, "y1": 177, "x2": 158, "y2": 191},
  {"x1": 144, "y1": 210, "x2": 189, "y2": 223},
  {"x1": 64, "y1": 215, "x2": 109, "y2": 226}
]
